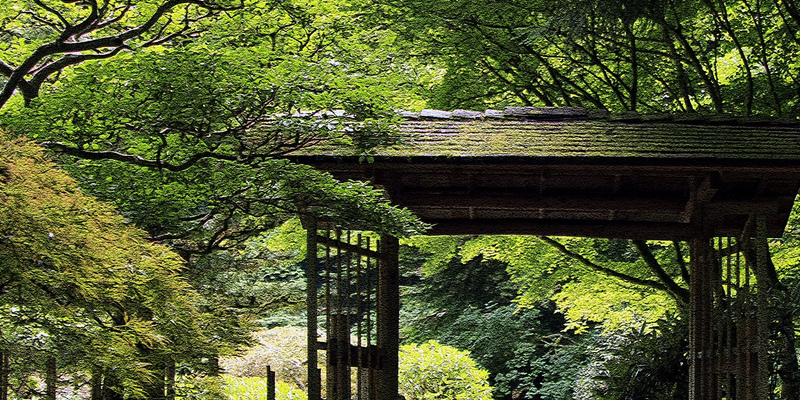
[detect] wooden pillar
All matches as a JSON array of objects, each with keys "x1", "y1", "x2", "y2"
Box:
[
  {"x1": 267, "y1": 366, "x2": 276, "y2": 400},
  {"x1": 689, "y1": 237, "x2": 714, "y2": 400},
  {"x1": 753, "y1": 216, "x2": 771, "y2": 400},
  {"x1": 45, "y1": 356, "x2": 57, "y2": 400},
  {"x1": 328, "y1": 313, "x2": 352, "y2": 400},
  {"x1": 305, "y1": 218, "x2": 321, "y2": 400},
  {"x1": 377, "y1": 236, "x2": 400, "y2": 400},
  {"x1": 0, "y1": 352, "x2": 8, "y2": 400}
]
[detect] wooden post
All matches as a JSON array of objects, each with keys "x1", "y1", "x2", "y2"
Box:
[
  {"x1": 267, "y1": 366, "x2": 276, "y2": 400},
  {"x1": 45, "y1": 356, "x2": 56, "y2": 400},
  {"x1": 689, "y1": 237, "x2": 714, "y2": 400},
  {"x1": 754, "y1": 216, "x2": 771, "y2": 400},
  {"x1": 0, "y1": 352, "x2": 8, "y2": 400},
  {"x1": 305, "y1": 217, "x2": 321, "y2": 400},
  {"x1": 377, "y1": 236, "x2": 400, "y2": 400},
  {"x1": 329, "y1": 313, "x2": 352, "y2": 400},
  {"x1": 165, "y1": 358, "x2": 176, "y2": 400}
]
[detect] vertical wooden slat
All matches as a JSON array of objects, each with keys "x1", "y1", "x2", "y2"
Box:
[
  {"x1": 0, "y1": 352, "x2": 8, "y2": 400},
  {"x1": 754, "y1": 216, "x2": 771, "y2": 400},
  {"x1": 305, "y1": 218, "x2": 321, "y2": 400},
  {"x1": 332, "y1": 230, "x2": 351, "y2": 400},
  {"x1": 711, "y1": 237, "x2": 726, "y2": 399},
  {"x1": 743, "y1": 238, "x2": 755, "y2": 400},
  {"x1": 356, "y1": 234, "x2": 364, "y2": 400},
  {"x1": 724, "y1": 237, "x2": 734, "y2": 399},
  {"x1": 267, "y1": 366, "x2": 276, "y2": 400},
  {"x1": 690, "y1": 237, "x2": 715, "y2": 400},
  {"x1": 367, "y1": 237, "x2": 378, "y2": 399},
  {"x1": 736, "y1": 242, "x2": 746, "y2": 400},
  {"x1": 325, "y1": 230, "x2": 333, "y2": 398},
  {"x1": 377, "y1": 236, "x2": 400, "y2": 400}
]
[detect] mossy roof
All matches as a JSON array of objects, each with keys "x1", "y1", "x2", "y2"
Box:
[
  {"x1": 295, "y1": 107, "x2": 800, "y2": 165},
  {"x1": 287, "y1": 108, "x2": 800, "y2": 238}
]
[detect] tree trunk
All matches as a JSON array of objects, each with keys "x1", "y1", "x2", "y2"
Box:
[
  {"x1": 0, "y1": 352, "x2": 8, "y2": 400},
  {"x1": 45, "y1": 356, "x2": 57, "y2": 400},
  {"x1": 745, "y1": 236, "x2": 800, "y2": 400},
  {"x1": 102, "y1": 373, "x2": 124, "y2": 400},
  {"x1": 166, "y1": 357, "x2": 176, "y2": 400},
  {"x1": 90, "y1": 368, "x2": 103, "y2": 400}
]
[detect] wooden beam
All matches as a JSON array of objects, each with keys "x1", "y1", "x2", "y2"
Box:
[
  {"x1": 317, "y1": 235, "x2": 381, "y2": 259},
  {"x1": 680, "y1": 173, "x2": 719, "y2": 223},
  {"x1": 425, "y1": 219, "x2": 700, "y2": 240},
  {"x1": 376, "y1": 237, "x2": 400, "y2": 400},
  {"x1": 305, "y1": 218, "x2": 321, "y2": 400},
  {"x1": 392, "y1": 193, "x2": 686, "y2": 212}
]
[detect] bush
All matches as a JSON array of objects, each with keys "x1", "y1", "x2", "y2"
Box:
[
  {"x1": 221, "y1": 326, "x2": 309, "y2": 390},
  {"x1": 399, "y1": 341, "x2": 493, "y2": 400},
  {"x1": 222, "y1": 376, "x2": 307, "y2": 400}
]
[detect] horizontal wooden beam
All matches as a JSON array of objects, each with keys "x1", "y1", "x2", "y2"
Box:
[
  {"x1": 392, "y1": 193, "x2": 687, "y2": 212},
  {"x1": 425, "y1": 219, "x2": 699, "y2": 240},
  {"x1": 316, "y1": 234, "x2": 381, "y2": 259}
]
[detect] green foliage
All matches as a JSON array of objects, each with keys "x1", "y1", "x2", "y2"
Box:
[
  {"x1": 221, "y1": 327, "x2": 308, "y2": 390},
  {"x1": 0, "y1": 132, "x2": 213, "y2": 397},
  {"x1": 574, "y1": 316, "x2": 689, "y2": 400},
  {"x1": 176, "y1": 375, "x2": 227, "y2": 400},
  {"x1": 401, "y1": 239, "x2": 589, "y2": 399},
  {"x1": 399, "y1": 341, "x2": 493, "y2": 400},
  {"x1": 0, "y1": 0, "x2": 242, "y2": 107},
  {"x1": 377, "y1": 0, "x2": 800, "y2": 115},
  {"x1": 1, "y1": 0, "x2": 429, "y2": 245},
  {"x1": 222, "y1": 376, "x2": 308, "y2": 400},
  {"x1": 414, "y1": 235, "x2": 682, "y2": 333}
]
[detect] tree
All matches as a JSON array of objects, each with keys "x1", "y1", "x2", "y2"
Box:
[
  {"x1": 375, "y1": 0, "x2": 800, "y2": 115},
  {"x1": 1, "y1": 0, "x2": 427, "y2": 256},
  {"x1": 1, "y1": 2, "x2": 427, "y2": 396},
  {"x1": 0, "y1": 131, "x2": 212, "y2": 399},
  {"x1": 0, "y1": 0, "x2": 243, "y2": 108}
]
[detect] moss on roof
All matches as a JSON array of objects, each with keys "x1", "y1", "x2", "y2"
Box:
[{"x1": 294, "y1": 107, "x2": 800, "y2": 161}]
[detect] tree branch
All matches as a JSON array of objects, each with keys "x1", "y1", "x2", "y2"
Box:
[
  {"x1": 673, "y1": 241, "x2": 690, "y2": 285},
  {"x1": 43, "y1": 141, "x2": 239, "y2": 171},
  {"x1": 0, "y1": 0, "x2": 244, "y2": 108},
  {"x1": 632, "y1": 240, "x2": 690, "y2": 305},
  {"x1": 539, "y1": 236, "x2": 670, "y2": 293},
  {"x1": 28, "y1": 47, "x2": 129, "y2": 93}
]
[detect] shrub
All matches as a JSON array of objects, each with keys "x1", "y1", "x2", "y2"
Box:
[
  {"x1": 222, "y1": 375, "x2": 307, "y2": 400},
  {"x1": 221, "y1": 326, "x2": 309, "y2": 389},
  {"x1": 399, "y1": 341, "x2": 493, "y2": 400}
]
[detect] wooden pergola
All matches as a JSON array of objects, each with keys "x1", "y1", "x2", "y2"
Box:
[{"x1": 290, "y1": 107, "x2": 800, "y2": 400}]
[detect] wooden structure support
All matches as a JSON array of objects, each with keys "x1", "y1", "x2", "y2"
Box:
[
  {"x1": 304, "y1": 226, "x2": 396, "y2": 400},
  {"x1": 687, "y1": 214, "x2": 775, "y2": 400},
  {"x1": 305, "y1": 217, "x2": 321, "y2": 400},
  {"x1": 376, "y1": 237, "x2": 400, "y2": 400},
  {"x1": 291, "y1": 110, "x2": 800, "y2": 400}
]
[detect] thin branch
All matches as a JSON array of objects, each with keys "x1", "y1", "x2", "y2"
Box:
[
  {"x1": 539, "y1": 236, "x2": 670, "y2": 293},
  {"x1": 673, "y1": 241, "x2": 690, "y2": 285},
  {"x1": 43, "y1": 142, "x2": 239, "y2": 171},
  {"x1": 632, "y1": 240, "x2": 690, "y2": 305},
  {"x1": 28, "y1": 47, "x2": 129, "y2": 92},
  {"x1": 32, "y1": 0, "x2": 71, "y2": 29}
]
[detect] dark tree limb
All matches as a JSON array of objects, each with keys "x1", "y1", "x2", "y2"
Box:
[
  {"x1": 0, "y1": 0, "x2": 243, "y2": 108},
  {"x1": 632, "y1": 240, "x2": 690, "y2": 305},
  {"x1": 539, "y1": 236, "x2": 670, "y2": 293},
  {"x1": 673, "y1": 241, "x2": 691, "y2": 286}
]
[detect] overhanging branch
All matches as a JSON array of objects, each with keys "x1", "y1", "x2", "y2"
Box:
[
  {"x1": 633, "y1": 240, "x2": 690, "y2": 305},
  {"x1": 539, "y1": 236, "x2": 670, "y2": 293}
]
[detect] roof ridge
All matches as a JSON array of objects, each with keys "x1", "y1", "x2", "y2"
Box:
[{"x1": 399, "y1": 107, "x2": 800, "y2": 126}]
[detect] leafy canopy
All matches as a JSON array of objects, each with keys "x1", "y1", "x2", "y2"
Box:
[{"x1": 0, "y1": 132, "x2": 212, "y2": 397}]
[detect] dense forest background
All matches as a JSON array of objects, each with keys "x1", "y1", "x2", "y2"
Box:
[{"x1": 2, "y1": 0, "x2": 800, "y2": 399}]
